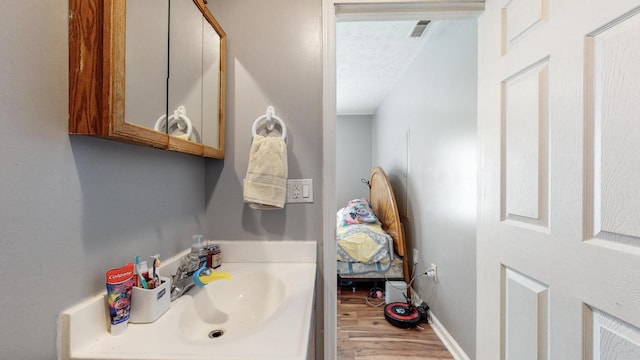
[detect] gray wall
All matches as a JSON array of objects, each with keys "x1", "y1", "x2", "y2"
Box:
[
  {"x1": 203, "y1": 0, "x2": 322, "y2": 240},
  {"x1": 202, "y1": 0, "x2": 324, "y2": 356},
  {"x1": 0, "y1": 2, "x2": 207, "y2": 359},
  {"x1": 336, "y1": 115, "x2": 373, "y2": 208},
  {"x1": 373, "y1": 20, "x2": 478, "y2": 358}
]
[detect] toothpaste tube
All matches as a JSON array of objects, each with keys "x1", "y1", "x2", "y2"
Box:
[{"x1": 106, "y1": 263, "x2": 135, "y2": 335}]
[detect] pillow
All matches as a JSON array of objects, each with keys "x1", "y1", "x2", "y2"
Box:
[{"x1": 337, "y1": 198, "x2": 379, "y2": 227}]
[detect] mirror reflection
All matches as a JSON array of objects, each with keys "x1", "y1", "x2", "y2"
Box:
[
  {"x1": 125, "y1": 0, "x2": 168, "y2": 131},
  {"x1": 124, "y1": 0, "x2": 223, "y2": 149},
  {"x1": 169, "y1": 0, "x2": 203, "y2": 143},
  {"x1": 201, "y1": 14, "x2": 222, "y2": 148}
]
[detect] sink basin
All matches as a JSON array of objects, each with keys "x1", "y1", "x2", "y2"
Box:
[
  {"x1": 177, "y1": 268, "x2": 286, "y2": 343},
  {"x1": 58, "y1": 241, "x2": 317, "y2": 360}
]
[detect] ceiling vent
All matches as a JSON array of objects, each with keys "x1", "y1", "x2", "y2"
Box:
[{"x1": 410, "y1": 20, "x2": 431, "y2": 38}]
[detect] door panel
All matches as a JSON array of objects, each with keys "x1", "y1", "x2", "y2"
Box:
[
  {"x1": 501, "y1": 58, "x2": 549, "y2": 229},
  {"x1": 502, "y1": 0, "x2": 548, "y2": 53},
  {"x1": 585, "y1": 7, "x2": 640, "y2": 247},
  {"x1": 478, "y1": 0, "x2": 640, "y2": 359},
  {"x1": 503, "y1": 267, "x2": 549, "y2": 360},
  {"x1": 588, "y1": 308, "x2": 640, "y2": 359}
]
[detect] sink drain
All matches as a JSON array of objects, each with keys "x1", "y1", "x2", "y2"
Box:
[{"x1": 208, "y1": 329, "x2": 224, "y2": 339}]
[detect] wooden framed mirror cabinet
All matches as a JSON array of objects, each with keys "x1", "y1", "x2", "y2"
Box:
[{"x1": 69, "y1": 0, "x2": 226, "y2": 158}]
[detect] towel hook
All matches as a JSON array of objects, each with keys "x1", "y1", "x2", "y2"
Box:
[{"x1": 252, "y1": 106, "x2": 287, "y2": 141}]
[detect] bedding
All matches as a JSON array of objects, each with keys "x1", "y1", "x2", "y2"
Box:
[
  {"x1": 337, "y1": 167, "x2": 410, "y2": 286},
  {"x1": 336, "y1": 223, "x2": 392, "y2": 264},
  {"x1": 337, "y1": 198, "x2": 379, "y2": 226},
  {"x1": 337, "y1": 255, "x2": 405, "y2": 279},
  {"x1": 335, "y1": 220, "x2": 399, "y2": 276},
  {"x1": 336, "y1": 198, "x2": 394, "y2": 275}
]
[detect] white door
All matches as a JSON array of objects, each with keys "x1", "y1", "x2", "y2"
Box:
[{"x1": 478, "y1": 0, "x2": 640, "y2": 359}]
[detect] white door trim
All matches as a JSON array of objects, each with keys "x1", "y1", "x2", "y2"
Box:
[{"x1": 321, "y1": 1, "x2": 484, "y2": 358}]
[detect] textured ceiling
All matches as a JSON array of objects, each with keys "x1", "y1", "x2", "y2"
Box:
[{"x1": 336, "y1": 20, "x2": 432, "y2": 115}]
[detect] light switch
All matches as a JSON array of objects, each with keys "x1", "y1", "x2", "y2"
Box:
[{"x1": 302, "y1": 183, "x2": 310, "y2": 198}]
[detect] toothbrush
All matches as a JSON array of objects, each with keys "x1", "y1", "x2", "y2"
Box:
[
  {"x1": 134, "y1": 256, "x2": 149, "y2": 289},
  {"x1": 151, "y1": 254, "x2": 161, "y2": 285}
]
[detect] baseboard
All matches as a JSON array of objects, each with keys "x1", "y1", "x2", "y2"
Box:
[
  {"x1": 428, "y1": 311, "x2": 471, "y2": 360},
  {"x1": 409, "y1": 287, "x2": 470, "y2": 360}
]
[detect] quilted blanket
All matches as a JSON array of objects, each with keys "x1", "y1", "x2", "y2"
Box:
[{"x1": 336, "y1": 223, "x2": 392, "y2": 264}]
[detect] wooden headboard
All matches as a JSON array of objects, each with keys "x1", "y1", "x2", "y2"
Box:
[{"x1": 369, "y1": 167, "x2": 406, "y2": 258}]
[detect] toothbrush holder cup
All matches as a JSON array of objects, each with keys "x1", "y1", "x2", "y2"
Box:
[{"x1": 129, "y1": 277, "x2": 171, "y2": 323}]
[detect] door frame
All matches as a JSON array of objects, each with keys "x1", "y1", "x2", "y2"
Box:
[{"x1": 321, "y1": 1, "x2": 485, "y2": 358}]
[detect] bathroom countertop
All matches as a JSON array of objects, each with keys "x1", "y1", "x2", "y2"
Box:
[{"x1": 58, "y1": 240, "x2": 317, "y2": 360}]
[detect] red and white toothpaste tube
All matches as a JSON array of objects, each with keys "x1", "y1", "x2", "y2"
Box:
[{"x1": 106, "y1": 263, "x2": 135, "y2": 335}]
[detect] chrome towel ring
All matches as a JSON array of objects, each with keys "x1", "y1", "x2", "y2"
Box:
[{"x1": 252, "y1": 106, "x2": 287, "y2": 141}]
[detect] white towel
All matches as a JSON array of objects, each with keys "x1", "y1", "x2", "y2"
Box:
[{"x1": 243, "y1": 135, "x2": 288, "y2": 209}]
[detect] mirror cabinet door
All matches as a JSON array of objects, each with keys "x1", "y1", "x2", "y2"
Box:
[
  {"x1": 125, "y1": 0, "x2": 168, "y2": 134},
  {"x1": 168, "y1": 0, "x2": 204, "y2": 144},
  {"x1": 201, "y1": 15, "x2": 222, "y2": 150},
  {"x1": 168, "y1": 0, "x2": 225, "y2": 156}
]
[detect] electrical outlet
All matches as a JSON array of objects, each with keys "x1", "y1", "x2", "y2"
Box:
[
  {"x1": 413, "y1": 248, "x2": 418, "y2": 265},
  {"x1": 292, "y1": 182, "x2": 302, "y2": 199},
  {"x1": 426, "y1": 263, "x2": 438, "y2": 282},
  {"x1": 286, "y1": 179, "x2": 313, "y2": 203}
]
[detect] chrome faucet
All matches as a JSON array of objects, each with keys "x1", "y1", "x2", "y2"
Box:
[
  {"x1": 170, "y1": 264, "x2": 232, "y2": 301},
  {"x1": 170, "y1": 251, "x2": 201, "y2": 301},
  {"x1": 170, "y1": 269, "x2": 198, "y2": 301},
  {"x1": 169, "y1": 237, "x2": 231, "y2": 302}
]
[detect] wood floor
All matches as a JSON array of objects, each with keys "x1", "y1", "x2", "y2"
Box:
[{"x1": 337, "y1": 283, "x2": 454, "y2": 360}]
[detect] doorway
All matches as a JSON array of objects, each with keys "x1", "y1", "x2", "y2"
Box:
[{"x1": 323, "y1": 1, "x2": 483, "y2": 359}]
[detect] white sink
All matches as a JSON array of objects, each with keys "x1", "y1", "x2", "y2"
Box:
[
  {"x1": 58, "y1": 241, "x2": 317, "y2": 360},
  {"x1": 177, "y1": 266, "x2": 287, "y2": 343}
]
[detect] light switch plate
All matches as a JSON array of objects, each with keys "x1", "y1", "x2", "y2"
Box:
[{"x1": 287, "y1": 179, "x2": 313, "y2": 203}]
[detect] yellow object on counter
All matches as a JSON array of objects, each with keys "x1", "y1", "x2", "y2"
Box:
[
  {"x1": 199, "y1": 270, "x2": 231, "y2": 284},
  {"x1": 192, "y1": 266, "x2": 231, "y2": 287}
]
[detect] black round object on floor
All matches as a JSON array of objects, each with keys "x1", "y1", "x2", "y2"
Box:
[{"x1": 384, "y1": 302, "x2": 421, "y2": 328}]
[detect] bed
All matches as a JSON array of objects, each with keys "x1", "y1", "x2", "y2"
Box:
[{"x1": 336, "y1": 167, "x2": 411, "y2": 291}]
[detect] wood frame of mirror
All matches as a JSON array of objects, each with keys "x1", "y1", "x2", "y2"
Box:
[{"x1": 69, "y1": 0, "x2": 226, "y2": 158}]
